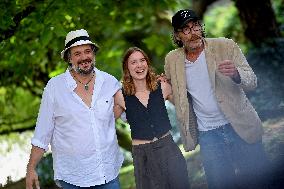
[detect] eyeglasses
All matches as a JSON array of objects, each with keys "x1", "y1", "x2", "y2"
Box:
[{"x1": 177, "y1": 22, "x2": 201, "y2": 35}]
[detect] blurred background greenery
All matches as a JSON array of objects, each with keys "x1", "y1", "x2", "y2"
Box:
[{"x1": 0, "y1": 0, "x2": 283, "y2": 188}]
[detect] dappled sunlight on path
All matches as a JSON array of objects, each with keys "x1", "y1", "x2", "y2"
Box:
[{"x1": 0, "y1": 131, "x2": 32, "y2": 186}]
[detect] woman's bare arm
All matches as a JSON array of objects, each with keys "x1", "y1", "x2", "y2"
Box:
[{"x1": 113, "y1": 89, "x2": 126, "y2": 119}]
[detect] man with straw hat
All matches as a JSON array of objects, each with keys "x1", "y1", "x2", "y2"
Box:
[{"x1": 26, "y1": 29, "x2": 123, "y2": 189}]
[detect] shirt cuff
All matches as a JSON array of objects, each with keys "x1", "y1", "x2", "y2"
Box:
[{"x1": 31, "y1": 138, "x2": 49, "y2": 152}]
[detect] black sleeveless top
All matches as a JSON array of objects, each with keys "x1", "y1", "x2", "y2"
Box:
[{"x1": 123, "y1": 83, "x2": 172, "y2": 140}]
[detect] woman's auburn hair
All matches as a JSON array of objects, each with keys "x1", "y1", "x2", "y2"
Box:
[{"x1": 122, "y1": 47, "x2": 158, "y2": 96}]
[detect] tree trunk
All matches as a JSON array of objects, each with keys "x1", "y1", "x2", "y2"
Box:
[
  {"x1": 192, "y1": 0, "x2": 217, "y2": 19},
  {"x1": 233, "y1": 0, "x2": 281, "y2": 46}
]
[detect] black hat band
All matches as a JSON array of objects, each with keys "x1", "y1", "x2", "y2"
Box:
[{"x1": 65, "y1": 36, "x2": 91, "y2": 49}]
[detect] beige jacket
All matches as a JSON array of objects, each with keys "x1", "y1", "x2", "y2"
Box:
[{"x1": 164, "y1": 37, "x2": 263, "y2": 152}]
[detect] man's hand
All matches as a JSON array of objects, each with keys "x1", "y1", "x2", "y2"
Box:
[
  {"x1": 26, "y1": 166, "x2": 40, "y2": 189},
  {"x1": 218, "y1": 60, "x2": 241, "y2": 83},
  {"x1": 157, "y1": 73, "x2": 170, "y2": 83}
]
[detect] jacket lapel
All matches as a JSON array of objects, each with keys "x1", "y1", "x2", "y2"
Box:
[
  {"x1": 173, "y1": 42, "x2": 217, "y2": 115},
  {"x1": 204, "y1": 40, "x2": 216, "y2": 91}
]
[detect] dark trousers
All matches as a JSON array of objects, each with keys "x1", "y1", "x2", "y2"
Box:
[
  {"x1": 59, "y1": 177, "x2": 120, "y2": 189},
  {"x1": 132, "y1": 134, "x2": 190, "y2": 189},
  {"x1": 199, "y1": 124, "x2": 270, "y2": 189}
]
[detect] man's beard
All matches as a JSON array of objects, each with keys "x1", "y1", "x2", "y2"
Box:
[
  {"x1": 72, "y1": 58, "x2": 95, "y2": 75},
  {"x1": 184, "y1": 34, "x2": 204, "y2": 52}
]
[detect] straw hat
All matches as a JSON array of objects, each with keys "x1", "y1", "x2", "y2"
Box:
[{"x1": 61, "y1": 29, "x2": 99, "y2": 60}]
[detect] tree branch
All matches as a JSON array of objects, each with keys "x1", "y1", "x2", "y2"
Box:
[{"x1": 0, "y1": 0, "x2": 44, "y2": 43}]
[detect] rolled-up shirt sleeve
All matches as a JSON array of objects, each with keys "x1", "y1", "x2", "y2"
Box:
[
  {"x1": 31, "y1": 80, "x2": 55, "y2": 152},
  {"x1": 112, "y1": 76, "x2": 122, "y2": 95}
]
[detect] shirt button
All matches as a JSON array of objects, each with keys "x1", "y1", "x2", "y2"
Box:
[{"x1": 150, "y1": 124, "x2": 154, "y2": 128}]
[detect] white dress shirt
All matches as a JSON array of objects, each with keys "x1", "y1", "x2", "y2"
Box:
[{"x1": 31, "y1": 68, "x2": 124, "y2": 187}]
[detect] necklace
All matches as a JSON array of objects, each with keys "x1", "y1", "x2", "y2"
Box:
[{"x1": 73, "y1": 73, "x2": 95, "y2": 91}]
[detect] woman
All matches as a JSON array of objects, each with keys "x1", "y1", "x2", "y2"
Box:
[{"x1": 114, "y1": 47, "x2": 190, "y2": 189}]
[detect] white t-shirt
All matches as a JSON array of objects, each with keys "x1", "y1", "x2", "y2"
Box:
[{"x1": 185, "y1": 51, "x2": 229, "y2": 131}]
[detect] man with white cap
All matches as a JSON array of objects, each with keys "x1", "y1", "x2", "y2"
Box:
[{"x1": 26, "y1": 29, "x2": 124, "y2": 189}]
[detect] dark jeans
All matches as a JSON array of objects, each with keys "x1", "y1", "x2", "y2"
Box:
[
  {"x1": 132, "y1": 134, "x2": 190, "y2": 189},
  {"x1": 199, "y1": 124, "x2": 270, "y2": 189},
  {"x1": 59, "y1": 177, "x2": 120, "y2": 189}
]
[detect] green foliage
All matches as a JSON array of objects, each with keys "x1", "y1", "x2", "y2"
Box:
[
  {"x1": 0, "y1": 87, "x2": 39, "y2": 133},
  {"x1": 0, "y1": 0, "x2": 185, "y2": 83},
  {"x1": 1, "y1": 0, "x2": 283, "y2": 128},
  {"x1": 115, "y1": 119, "x2": 132, "y2": 153},
  {"x1": 203, "y1": 1, "x2": 249, "y2": 52},
  {"x1": 36, "y1": 153, "x2": 54, "y2": 187},
  {"x1": 272, "y1": 0, "x2": 284, "y2": 30},
  {"x1": 1, "y1": 1, "x2": 284, "y2": 188},
  {"x1": 0, "y1": 0, "x2": 20, "y2": 31},
  {"x1": 0, "y1": 0, "x2": 185, "y2": 135},
  {"x1": 119, "y1": 165, "x2": 136, "y2": 189},
  {"x1": 1, "y1": 0, "x2": 284, "y2": 157}
]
